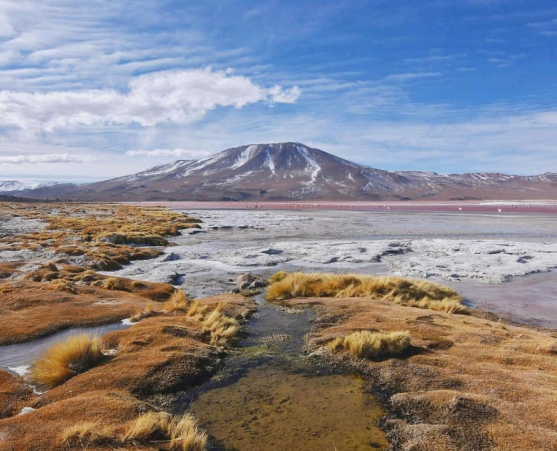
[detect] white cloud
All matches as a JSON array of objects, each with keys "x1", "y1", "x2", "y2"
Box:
[
  {"x1": 0, "y1": 68, "x2": 301, "y2": 131},
  {"x1": 0, "y1": 154, "x2": 94, "y2": 164},
  {"x1": 267, "y1": 85, "x2": 302, "y2": 103},
  {"x1": 126, "y1": 148, "x2": 212, "y2": 159},
  {"x1": 385, "y1": 72, "x2": 442, "y2": 82},
  {"x1": 0, "y1": 13, "x2": 15, "y2": 38}
]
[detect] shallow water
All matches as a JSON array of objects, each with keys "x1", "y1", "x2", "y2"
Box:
[
  {"x1": 0, "y1": 321, "x2": 130, "y2": 375},
  {"x1": 176, "y1": 295, "x2": 389, "y2": 451},
  {"x1": 446, "y1": 270, "x2": 557, "y2": 328},
  {"x1": 191, "y1": 366, "x2": 386, "y2": 451}
]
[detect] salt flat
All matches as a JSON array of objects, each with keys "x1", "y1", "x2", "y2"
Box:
[{"x1": 108, "y1": 209, "x2": 557, "y2": 328}]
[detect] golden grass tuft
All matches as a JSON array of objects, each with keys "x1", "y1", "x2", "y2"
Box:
[
  {"x1": 268, "y1": 270, "x2": 288, "y2": 284},
  {"x1": 130, "y1": 301, "x2": 156, "y2": 322},
  {"x1": 121, "y1": 412, "x2": 207, "y2": 450},
  {"x1": 102, "y1": 276, "x2": 121, "y2": 290},
  {"x1": 266, "y1": 272, "x2": 467, "y2": 314},
  {"x1": 61, "y1": 421, "x2": 114, "y2": 447},
  {"x1": 170, "y1": 413, "x2": 208, "y2": 451},
  {"x1": 122, "y1": 411, "x2": 172, "y2": 441},
  {"x1": 329, "y1": 330, "x2": 411, "y2": 359},
  {"x1": 48, "y1": 279, "x2": 77, "y2": 294},
  {"x1": 164, "y1": 290, "x2": 189, "y2": 313},
  {"x1": 61, "y1": 412, "x2": 207, "y2": 450},
  {"x1": 186, "y1": 300, "x2": 209, "y2": 321},
  {"x1": 29, "y1": 334, "x2": 103, "y2": 387},
  {"x1": 201, "y1": 302, "x2": 240, "y2": 346}
]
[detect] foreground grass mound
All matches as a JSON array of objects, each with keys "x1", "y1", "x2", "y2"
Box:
[
  {"x1": 275, "y1": 292, "x2": 557, "y2": 451},
  {"x1": 266, "y1": 272, "x2": 466, "y2": 313},
  {"x1": 329, "y1": 330, "x2": 411, "y2": 360},
  {"x1": 29, "y1": 334, "x2": 103, "y2": 387},
  {"x1": 63, "y1": 411, "x2": 207, "y2": 450}
]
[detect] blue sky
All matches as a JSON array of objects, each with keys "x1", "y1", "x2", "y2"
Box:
[{"x1": 0, "y1": 0, "x2": 556, "y2": 181}]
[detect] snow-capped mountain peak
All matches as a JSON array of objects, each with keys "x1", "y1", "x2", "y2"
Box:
[{"x1": 8, "y1": 143, "x2": 557, "y2": 201}]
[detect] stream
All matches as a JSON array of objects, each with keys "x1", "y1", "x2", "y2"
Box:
[{"x1": 175, "y1": 293, "x2": 389, "y2": 451}]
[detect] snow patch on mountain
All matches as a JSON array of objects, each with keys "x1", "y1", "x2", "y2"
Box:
[
  {"x1": 296, "y1": 144, "x2": 321, "y2": 183},
  {"x1": 0, "y1": 180, "x2": 58, "y2": 192},
  {"x1": 231, "y1": 144, "x2": 259, "y2": 170}
]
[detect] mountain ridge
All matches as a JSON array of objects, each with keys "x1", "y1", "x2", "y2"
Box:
[{"x1": 5, "y1": 142, "x2": 557, "y2": 201}]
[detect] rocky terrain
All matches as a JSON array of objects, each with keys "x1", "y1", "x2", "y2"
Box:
[{"x1": 7, "y1": 143, "x2": 557, "y2": 201}]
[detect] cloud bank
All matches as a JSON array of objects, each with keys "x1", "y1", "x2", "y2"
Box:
[
  {"x1": 126, "y1": 148, "x2": 212, "y2": 158},
  {"x1": 0, "y1": 68, "x2": 301, "y2": 131},
  {"x1": 0, "y1": 154, "x2": 94, "y2": 164}
]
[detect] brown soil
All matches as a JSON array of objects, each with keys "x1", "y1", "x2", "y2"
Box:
[
  {"x1": 0, "y1": 294, "x2": 255, "y2": 451},
  {"x1": 275, "y1": 296, "x2": 557, "y2": 451}
]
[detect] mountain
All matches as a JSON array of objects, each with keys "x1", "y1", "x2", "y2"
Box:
[
  {"x1": 0, "y1": 180, "x2": 59, "y2": 193},
  {"x1": 10, "y1": 142, "x2": 557, "y2": 201}
]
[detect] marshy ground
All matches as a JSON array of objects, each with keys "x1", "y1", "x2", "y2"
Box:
[{"x1": 0, "y1": 203, "x2": 556, "y2": 450}]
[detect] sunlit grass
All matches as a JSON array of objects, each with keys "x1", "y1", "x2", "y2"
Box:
[
  {"x1": 266, "y1": 272, "x2": 467, "y2": 314},
  {"x1": 62, "y1": 412, "x2": 207, "y2": 451},
  {"x1": 201, "y1": 302, "x2": 239, "y2": 346},
  {"x1": 329, "y1": 330, "x2": 411, "y2": 359},
  {"x1": 29, "y1": 334, "x2": 103, "y2": 387},
  {"x1": 164, "y1": 290, "x2": 189, "y2": 313}
]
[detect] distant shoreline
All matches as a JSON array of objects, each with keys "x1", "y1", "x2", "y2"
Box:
[{"x1": 124, "y1": 200, "x2": 557, "y2": 214}]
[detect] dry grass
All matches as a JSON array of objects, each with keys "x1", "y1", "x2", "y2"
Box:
[
  {"x1": 122, "y1": 411, "x2": 172, "y2": 441},
  {"x1": 60, "y1": 412, "x2": 207, "y2": 450},
  {"x1": 164, "y1": 290, "x2": 190, "y2": 313},
  {"x1": 268, "y1": 270, "x2": 288, "y2": 283},
  {"x1": 61, "y1": 421, "x2": 114, "y2": 447},
  {"x1": 328, "y1": 330, "x2": 411, "y2": 359},
  {"x1": 131, "y1": 301, "x2": 156, "y2": 322},
  {"x1": 0, "y1": 203, "x2": 199, "y2": 273},
  {"x1": 170, "y1": 413, "x2": 208, "y2": 451},
  {"x1": 121, "y1": 412, "x2": 207, "y2": 451},
  {"x1": 186, "y1": 301, "x2": 209, "y2": 321},
  {"x1": 266, "y1": 272, "x2": 466, "y2": 314},
  {"x1": 29, "y1": 334, "x2": 103, "y2": 387},
  {"x1": 48, "y1": 279, "x2": 77, "y2": 294},
  {"x1": 201, "y1": 302, "x2": 240, "y2": 346},
  {"x1": 102, "y1": 277, "x2": 120, "y2": 290}
]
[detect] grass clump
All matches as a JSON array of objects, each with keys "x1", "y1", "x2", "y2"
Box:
[
  {"x1": 329, "y1": 330, "x2": 411, "y2": 360},
  {"x1": 268, "y1": 270, "x2": 288, "y2": 283},
  {"x1": 62, "y1": 412, "x2": 207, "y2": 451},
  {"x1": 122, "y1": 412, "x2": 207, "y2": 450},
  {"x1": 186, "y1": 301, "x2": 209, "y2": 321},
  {"x1": 170, "y1": 413, "x2": 208, "y2": 451},
  {"x1": 131, "y1": 301, "x2": 156, "y2": 322},
  {"x1": 102, "y1": 276, "x2": 121, "y2": 290},
  {"x1": 61, "y1": 421, "x2": 114, "y2": 447},
  {"x1": 29, "y1": 334, "x2": 103, "y2": 387},
  {"x1": 122, "y1": 411, "x2": 172, "y2": 441},
  {"x1": 266, "y1": 272, "x2": 467, "y2": 314},
  {"x1": 48, "y1": 279, "x2": 77, "y2": 294},
  {"x1": 164, "y1": 290, "x2": 189, "y2": 313},
  {"x1": 201, "y1": 302, "x2": 240, "y2": 346}
]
